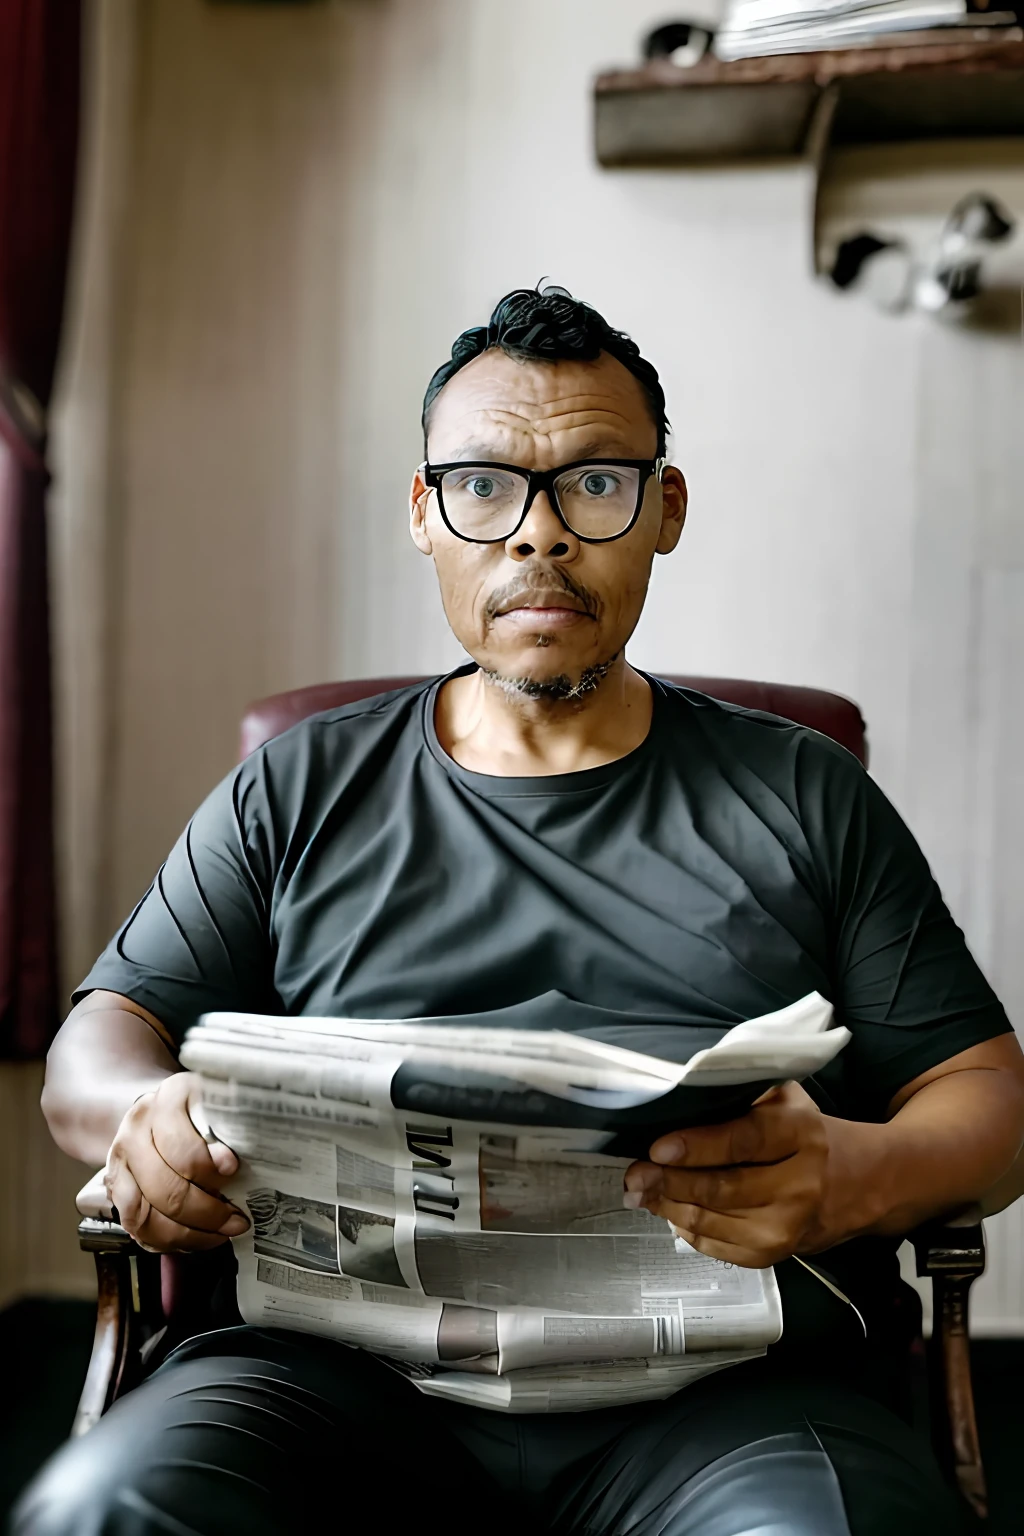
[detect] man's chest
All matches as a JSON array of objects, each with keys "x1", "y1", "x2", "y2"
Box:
[{"x1": 267, "y1": 780, "x2": 834, "y2": 1028}]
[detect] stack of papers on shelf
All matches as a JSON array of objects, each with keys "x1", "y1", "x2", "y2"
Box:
[{"x1": 713, "y1": 0, "x2": 1018, "y2": 59}]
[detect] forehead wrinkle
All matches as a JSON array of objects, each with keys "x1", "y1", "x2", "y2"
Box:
[
  {"x1": 426, "y1": 355, "x2": 658, "y2": 461},
  {"x1": 527, "y1": 403, "x2": 635, "y2": 437},
  {"x1": 460, "y1": 390, "x2": 637, "y2": 427},
  {"x1": 440, "y1": 402, "x2": 640, "y2": 457}
]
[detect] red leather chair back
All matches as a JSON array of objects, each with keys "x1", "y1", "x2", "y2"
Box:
[{"x1": 240, "y1": 675, "x2": 867, "y2": 766}]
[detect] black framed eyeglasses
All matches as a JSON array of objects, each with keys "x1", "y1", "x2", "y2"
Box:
[{"x1": 422, "y1": 457, "x2": 666, "y2": 545}]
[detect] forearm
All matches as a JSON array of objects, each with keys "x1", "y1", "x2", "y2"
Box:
[
  {"x1": 807, "y1": 1066, "x2": 1024, "y2": 1251},
  {"x1": 42, "y1": 992, "x2": 180, "y2": 1166}
]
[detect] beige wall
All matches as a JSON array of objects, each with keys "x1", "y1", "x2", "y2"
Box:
[{"x1": 13, "y1": 0, "x2": 1024, "y2": 1316}]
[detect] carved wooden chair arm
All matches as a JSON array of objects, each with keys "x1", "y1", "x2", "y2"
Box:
[
  {"x1": 74, "y1": 1218, "x2": 140, "y2": 1436},
  {"x1": 73, "y1": 1217, "x2": 164, "y2": 1437},
  {"x1": 911, "y1": 1215, "x2": 987, "y2": 1522}
]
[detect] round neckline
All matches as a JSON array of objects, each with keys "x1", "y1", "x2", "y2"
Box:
[{"x1": 422, "y1": 664, "x2": 665, "y2": 798}]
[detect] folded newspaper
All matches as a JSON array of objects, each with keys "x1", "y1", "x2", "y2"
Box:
[{"x1": 179, "y1": 992, "x2": 848, "y2": 1413}]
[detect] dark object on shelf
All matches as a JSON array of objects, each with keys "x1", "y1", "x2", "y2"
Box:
[
  {"x1": 825, "y1": 188, "x2": 1016, "y2": 310},
  {"x1": 827, "y1": 233, "x2": 914, "y2": 308},
  {"x1": 831, "y1": 232, "x2": 899, "y2": 287},
  {"x1": 595, "y1": 38, "x2": 1024, "y2": 164},
  {"x1": 917, "y1": 189, "x2": 1017, "y2": 309},
  {"x1": 947, "y1": 190, "x2": 1016, "y2": 243},
  {"x1": 642, "y1": 20, "x2": 714, "y2": 69},
  {"x1": 937, "y1": 259, "x2": 984, "y2": 301}
]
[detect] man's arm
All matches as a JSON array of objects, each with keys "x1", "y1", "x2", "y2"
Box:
[
  {"x1": 43, "y1": 990, "x2": 249, "y2": 1250},
  {"x1": 823, "y1": 1033, "x2": 1024, "y2": 1239},
  {"x1": 624, "y1": 1033, "x2": 1024, "y2": 1268},
  {"x1": 42, "y1": 761, "x2": 278, "y2": 1247},
  {"x1": 43, "y1": 991, "x2": 180, "y2": 1166}
]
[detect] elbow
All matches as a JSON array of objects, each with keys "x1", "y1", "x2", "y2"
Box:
[
  {"x1": 40, "y1": 1071, "x2": 70, "y2": 1151},
  {"x1": 1001, "y1": 1066, "x2": 1024, "y2": 1166},
  {"x1": 40, "y1": 1056, "x2": 86, "y2": 1161},
  {"x1": 978, "y1": 1072, "x2": 1024, "y2": 1217}
]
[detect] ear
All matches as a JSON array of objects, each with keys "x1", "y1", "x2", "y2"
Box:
[
  {"x1": 409, "y1": 466, "x2": 434, "y2": 555},
  {"x1": 655, "y1": 466, "x2": 687, "y2": 556}
]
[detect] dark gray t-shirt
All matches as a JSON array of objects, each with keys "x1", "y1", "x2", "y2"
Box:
[{"x1": 80, "y1": 670, "x2": 1008, "y2": 1127}]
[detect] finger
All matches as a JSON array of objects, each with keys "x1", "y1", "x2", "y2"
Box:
[
  {"x1": 207, "y1": 1137, "x2": 239, "y2": 1178},
  {"x1": 657, "y1": 1201, "x2": 781, "y2": 1267},
  {"x1": 654, "y1": 1198, "x2": 758, "y2": 1246},
  {"x1": 666, "y1": 1223, "x2": 775, "y2": 1270},
  {"x1": 655, "y1": 1196, "x2": 792, "y2": 1268},
  {"x1": 105, "y1": 1157, "x2": 146, "y2": 1235},
  {"x1": 184, "y1": 1087, "x2": 239, "y2": 1178},
  {"x1": 107, "y1": 1161, "x2": 234, "y2": 1253},
  {"x1": 647, "y1": 1102, "x2": 801, "y2": 1169},
  {"x1": 135, "y1": 1204, "x2": 236, "y2": 1253},
  {"x1": 151, "y1": 1074, "x2": 238, "y2": 1189},
  {"x1": 752, "y1": 1084, "x2": 786, "y2": 1108},
  {"x1": 127, "y1": 1126, "x2": 248, "y2": 1234},
  {"x1": 626, "y1": 1160, "x2": 793, "y2": 1213}
]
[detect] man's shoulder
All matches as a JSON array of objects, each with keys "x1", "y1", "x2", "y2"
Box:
[
  {"x1": 652, "y1": 676, "x2": 866, "y2": 783},
  {"x1": 261, "y1": 676, "x2": 434, "y2": 749},
  {"x1": 237, "y1": 676, "x2": 437, "y2": 805}
]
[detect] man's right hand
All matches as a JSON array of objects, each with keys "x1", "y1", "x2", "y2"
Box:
[{"x1": 103, "y1": 1071, "x2": 250, "y2": 1252}]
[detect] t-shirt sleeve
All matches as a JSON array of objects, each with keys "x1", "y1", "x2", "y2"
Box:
[
  {"x1": 799, "y1": 737, "x2": 1013, "y2": 1119},
  {"x1": 74, "y1": 762, "x2": 277, "y2": 1047}
]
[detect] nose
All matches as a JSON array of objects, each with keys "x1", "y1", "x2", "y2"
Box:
[{"x1": 504, "y1": 489, "x2": 580, "y2": 563}]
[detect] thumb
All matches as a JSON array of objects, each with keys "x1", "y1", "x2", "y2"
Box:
[
  {"x1": 207, "y1": 1137, "x2": 239, "y2": 1177},
  {"x1": 186, "y1": 1086, "x2": 239, "y2": 1178},
  {"x1": 752, "y1": 1081, "x2": 788, "y2": 1107}
]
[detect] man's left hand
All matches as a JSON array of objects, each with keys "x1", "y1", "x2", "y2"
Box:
[{"x1": 623, "y1": 1081, "x2": 830, "y2": 1268}]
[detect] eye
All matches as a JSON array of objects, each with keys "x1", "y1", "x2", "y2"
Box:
[
  {"x1": 466, "y1": 476, "x2": 496, "y2": 499},
  {"x1": 582, "y1": 472, "x2": 619, "y2": 498}
]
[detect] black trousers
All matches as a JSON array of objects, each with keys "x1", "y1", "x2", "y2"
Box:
[{"x1": 12, "y1": 1326, "x2": 962, "y2": 1536}]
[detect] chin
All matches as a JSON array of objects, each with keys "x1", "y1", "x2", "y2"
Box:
[{"x1": 479, "y1": 648, "x2": 621, "y2": 703}]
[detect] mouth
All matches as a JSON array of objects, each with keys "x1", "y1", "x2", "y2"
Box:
[
  {"x1": 494, "y1": 600, "x2": 592, "y2": 631},
  {"x1": 491, "y1": 585, "x2": 595, "y2": 630}
]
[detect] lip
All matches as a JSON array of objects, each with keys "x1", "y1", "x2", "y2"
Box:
[{"x1": 495, "y1": 605, "x2": 591, "y2": 631}]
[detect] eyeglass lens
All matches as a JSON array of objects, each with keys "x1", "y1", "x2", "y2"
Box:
[{"x1": 438, "y1": 464, "x2": 643, "y2": 541}]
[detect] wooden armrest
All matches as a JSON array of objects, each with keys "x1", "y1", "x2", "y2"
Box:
[
  {"x1": 73, "y1": 1221, "x2": 141, "y2": 1436},
  {"x1": 911, "y1": 1215, "x2": 986, "y2": 1280},
  {"x1": 911, "y1": 1216, "x2": 987, "y2": 1522},
  {"x1": 77, "y1": 1216, "x2": 135, "y2": 1254}
]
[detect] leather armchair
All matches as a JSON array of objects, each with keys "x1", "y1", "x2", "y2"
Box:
[{"x1": 73, "y1": 674, "x2": 990, "y2": 1520}]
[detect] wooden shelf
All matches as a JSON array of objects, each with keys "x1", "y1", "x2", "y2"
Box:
[{"x1": 595, "y1": 38, "x2": 1024, "y2": 164}]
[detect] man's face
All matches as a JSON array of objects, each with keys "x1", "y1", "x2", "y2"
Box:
[{"x1": 410, "y1": 350, "x2": 686, "y2": 696}]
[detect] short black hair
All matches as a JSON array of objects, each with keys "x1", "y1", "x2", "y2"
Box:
[{"x1": 422, "y1": 284, "x2": 669, "y2": 457}]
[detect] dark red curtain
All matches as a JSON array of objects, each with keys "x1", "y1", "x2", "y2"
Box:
[{"x1": 0, "y1": 0, "x2": 81, "y2": 1057}]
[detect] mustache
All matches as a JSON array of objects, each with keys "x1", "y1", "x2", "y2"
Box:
[{"x1": 484, "y1": 566, "x2": 599, "y2": 621}]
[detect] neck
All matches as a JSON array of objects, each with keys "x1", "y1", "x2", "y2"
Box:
[{"x1": 435, "y1": 658, "x2": 653, "y2": 777}]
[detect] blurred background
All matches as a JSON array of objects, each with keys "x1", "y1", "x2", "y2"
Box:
[{"x1": 1, "y1": 0, "x2": 1023, "y2": 1514}]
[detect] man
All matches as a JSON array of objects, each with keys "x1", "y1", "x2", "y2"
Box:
[{"x1": 18, "y1": 286, "x2": 1024, "y2": 1535}]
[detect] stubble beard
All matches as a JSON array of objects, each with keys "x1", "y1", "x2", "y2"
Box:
[{"x1": 480, "y1": 648, "x2": 621, "y2": 704}]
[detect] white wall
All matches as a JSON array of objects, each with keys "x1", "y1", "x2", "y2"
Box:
[{"x1": 35, "y1": 0, "x2": 1024, "y2": 1319}]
